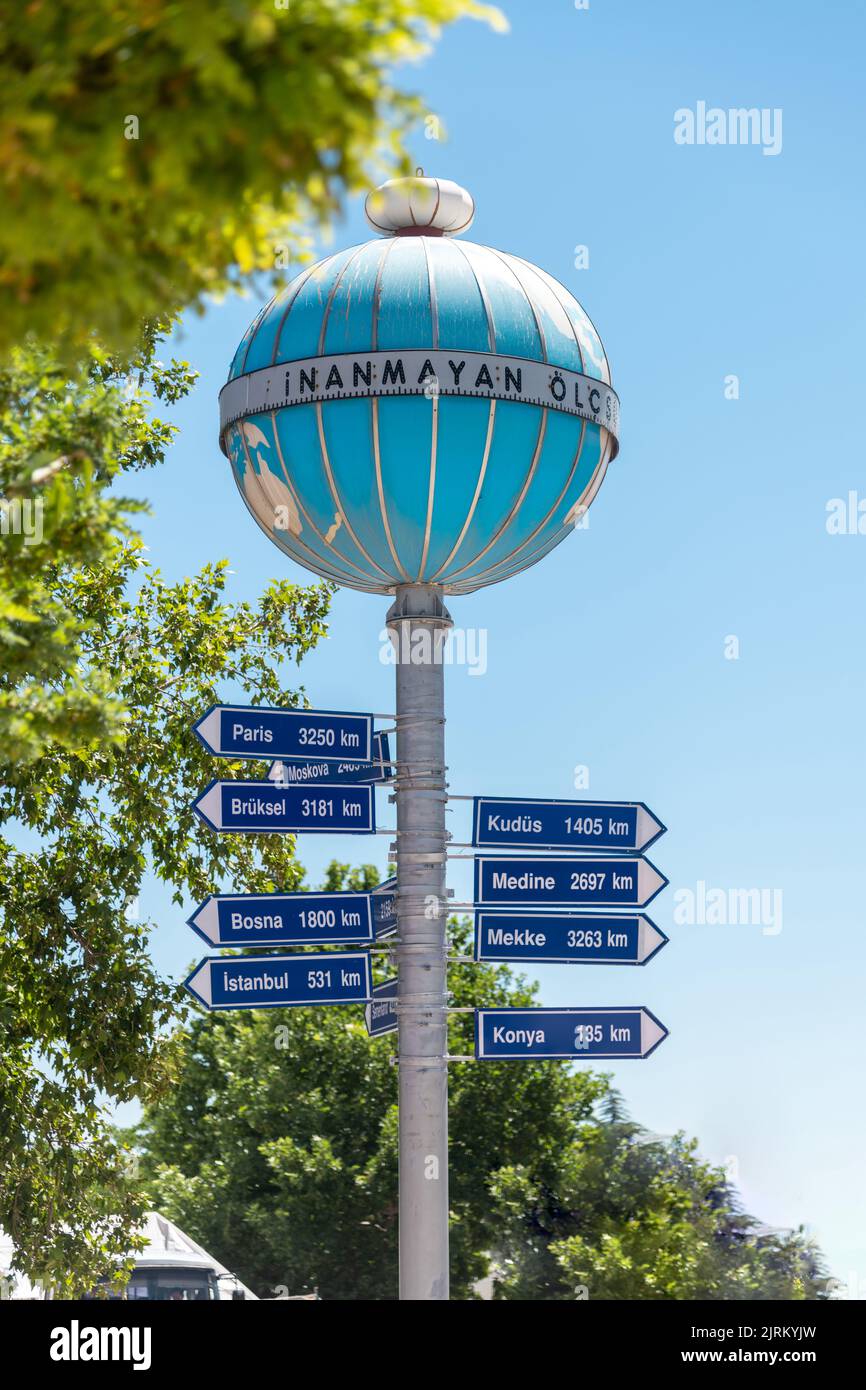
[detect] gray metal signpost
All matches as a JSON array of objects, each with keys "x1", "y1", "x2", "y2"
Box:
[{"x1": 387, "y1": 584, "x2": 452, "y2": 1301}]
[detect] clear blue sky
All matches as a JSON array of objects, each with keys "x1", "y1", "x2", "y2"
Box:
[{"x1": 124, "y1": 0, "x2": 866, "y2": 1290}]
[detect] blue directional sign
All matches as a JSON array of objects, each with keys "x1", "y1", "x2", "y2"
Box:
[
  {"x1": 472, "y1": 797, "x2": 665, "y2": 853},
  {"x1": 372, "y1": 876, "x2": 398, "y2": 939},
  {"x1": 193, "y1": 704, "x2": 373, "y2": 763},
  {"x1": 474, "y1": 913, "x2": 668, "y2": 966},
  {"x1": 475, "y1": 1007, "x2": 668, "y2": 1060},
  {"x1": 193, "y1": 781, "x2": 375, "y2": 834},
  {"x1": 365, "y1": 978, "x2": 398, "y2": 1038},
  {"x1": 267, "y1": 731, "x2": 393, "y2": 787},
  {"x1": 187, "y1": 891, "x2": 376, "y2": 948},
  {"x1": 474, "y1": 856, "x2": 667, "y2": 909},
  {"x1": 184, "y1": 952, "x2": 372, "y2": 1011}
]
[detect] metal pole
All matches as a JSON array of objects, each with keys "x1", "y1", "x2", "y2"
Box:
[{"x1": 387, "y1": 582, "x2": 452, "y2": 1301}]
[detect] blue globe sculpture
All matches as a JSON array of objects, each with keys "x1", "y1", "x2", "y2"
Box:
[{"x1": 219, "y1": 176, "x2": 620, "y2": 595}]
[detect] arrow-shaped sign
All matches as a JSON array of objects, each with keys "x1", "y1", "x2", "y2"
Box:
[
  {"x1": 474, "y1": 913, "x2": 668, "y2": 966},
  {"x1": 187, "y1": 890, "x2": 377, "y2": 948},
  {"x1": 194, "y1": 704, "x2": 373, "y2": 763},
  {"x1": 184, "y1": 952, "x2": 372, "y2": 1011},
  {"x1": 372, "y1": 876, "x2": 398, "y2": 939},
  {"x1": 473, "y1": 856, "x2": 667, "y2": 909},
  {"x1": 365, "y1": 978, "x2": 398, "y2": 1037},
  {"x1": 475, "y1": 1007, "x2": 668, "y2": 1060},
  {"x1": 267, "y1": 731, "x2": 393, "y2": 787},
  {"x1": 192, "y1": 781, "x2": 375, "y2": 834},
  {"x1": 472, "y1": 797, "x2": 665, "y2": 853}
]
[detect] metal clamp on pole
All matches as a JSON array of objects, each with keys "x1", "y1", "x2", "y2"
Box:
[
  {"x1": 391, "y1": 1055, "x2": 475, "y2": 1066},
  {"x1": 396, "y1": 986, "x2": 448, "y2": 1000},
  {"x1": 394, "y1": 941, "x2": 447, "y2": 954},
  {"x1": 389, "y1": 846, "x2": 447, "y2": 856}
]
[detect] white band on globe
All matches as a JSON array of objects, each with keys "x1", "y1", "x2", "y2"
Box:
[{"x1": 219, "y1": 349, "x2": 620, "y2": 457}]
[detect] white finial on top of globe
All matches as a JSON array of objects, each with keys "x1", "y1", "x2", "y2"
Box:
[{"x1": 365, "y1": 172, "x2": 475, "y2": 237}]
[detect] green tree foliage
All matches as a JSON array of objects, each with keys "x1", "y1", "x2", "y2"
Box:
[
  {"x1": 0, "y1": 327, "x2": 333, "y2": 1294},
  {"x1": 135, "y1": 914, "x2": 829, "y2": 1300},
  {"x1": 0, "y1": 329, "x2": 196, "y2": 762},
  {"x1": 321, "y1": 860, "x2": 382, "y2": 894},
  {"x1": 489, "y1": 1125, "x2": 829, "y2": 1301},
  {"x1": 0, "y1": 0, "x2": 505, "y2": 360}
]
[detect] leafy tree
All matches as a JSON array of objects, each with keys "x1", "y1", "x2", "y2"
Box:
[
  {"x1": 489, "y1": 1127, "x2": 830, "y2": 1301},
  {"x1": 0, "y1": 0, "x2": 505, "y2": 360},
  {"x1": 0, "y1": 325, "x2": 334, "y2": 1295},
  {"x1": 0, "y1": 329, "x2": 196, "y2": 763},
  {"x1": 135, "y1": 915, "x2": 828, "y2": 1300},
  {"x1": 322, "y1": 860, "x2": 383, "y2": 894}
]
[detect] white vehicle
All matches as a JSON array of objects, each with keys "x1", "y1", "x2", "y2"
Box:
[
  {"x1": 109, "y1": 1213, "x2": 257, "y2": 1302},
  {"x1": 1, "y1": 1212, "x2": 257, "y2": 1302}
]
